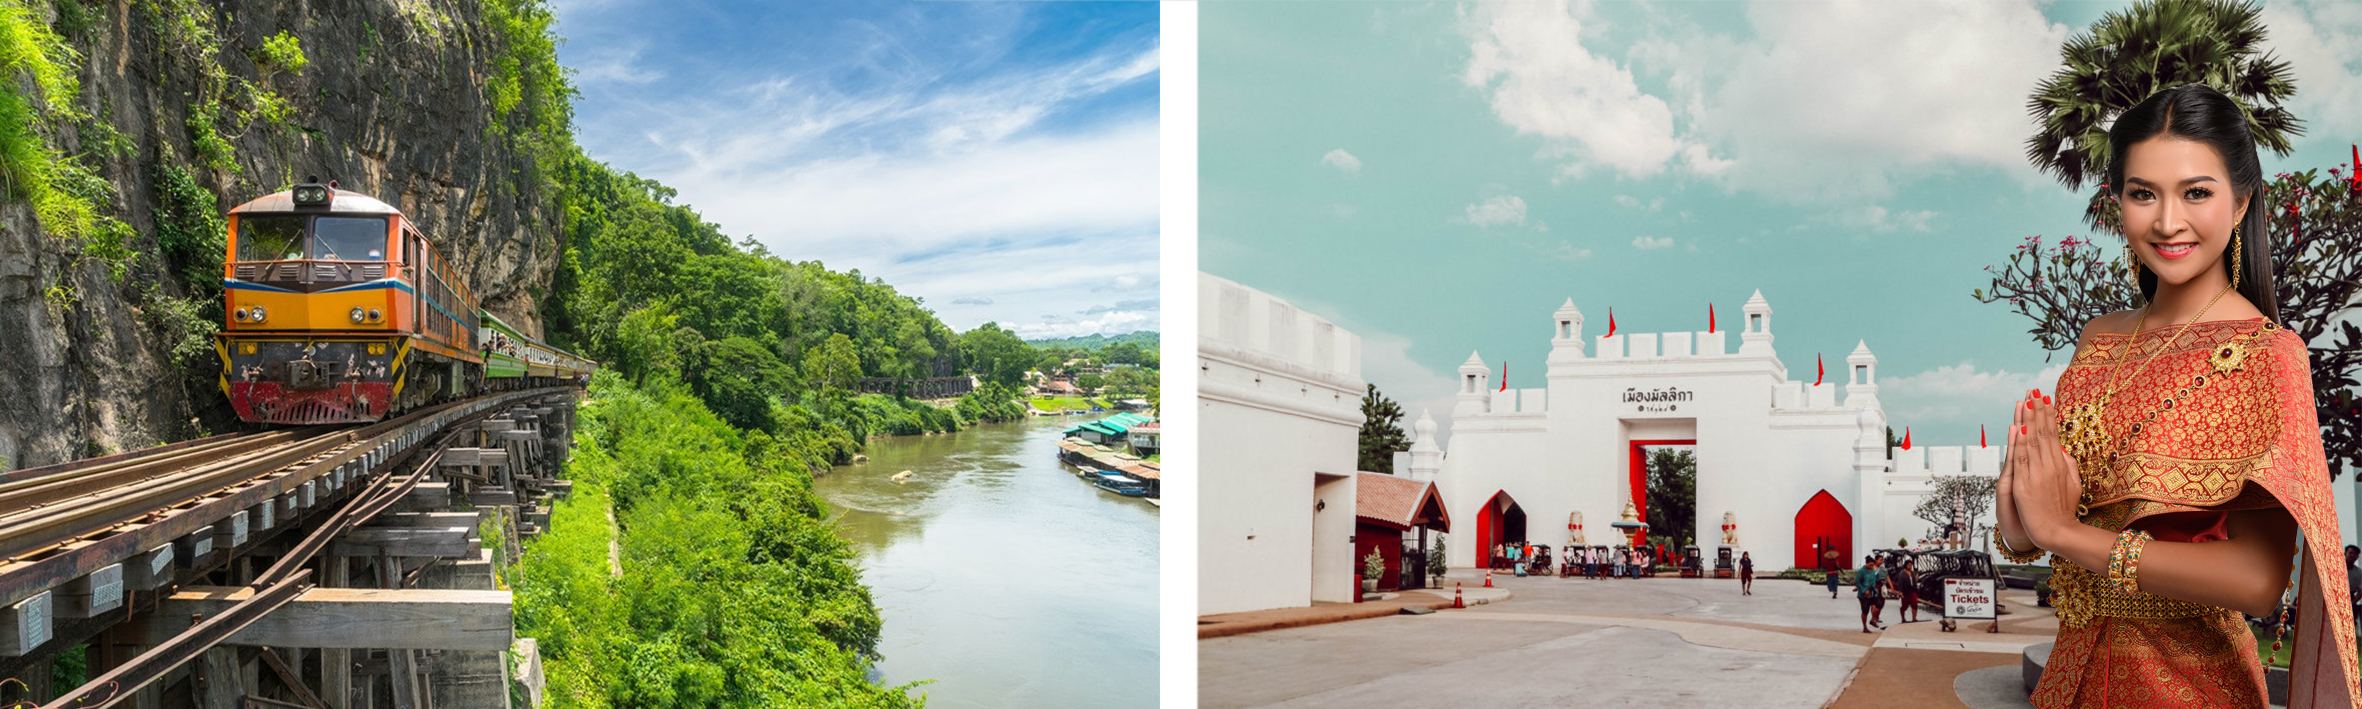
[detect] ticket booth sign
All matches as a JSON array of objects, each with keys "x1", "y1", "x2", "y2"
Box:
[{"x1": 1944, "y1": 578, "x2": 1997, "y2": 620}]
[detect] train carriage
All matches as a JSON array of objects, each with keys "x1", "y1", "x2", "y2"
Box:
[
  {"x1": 214, "y1": 181, "x2": 484, "y2": 423},
  {"x1": 479, "y1": 311, "x2": 595, "y2": 387}
]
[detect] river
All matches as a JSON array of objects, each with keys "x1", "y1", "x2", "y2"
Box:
[{"x1": 815, "y1": 413, "x2": 1160, "y2": 708}]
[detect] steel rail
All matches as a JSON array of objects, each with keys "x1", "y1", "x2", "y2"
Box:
[
  {"x1": 0, "y1": 431, "x2": 250, "y2": 485},
  {"x1": 0, "y1": 429, "x2": 318, "y2": 517},
  {"x1": 35, "y1": 569, "x2": 314, "y2": 709},
  {"x1": 0, "y1": 387, "x2": 569, "y2": 608}
]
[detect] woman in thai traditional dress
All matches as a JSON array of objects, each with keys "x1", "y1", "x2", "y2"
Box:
[{"x1": 1998, "y1": 84, "x2": 2360, "y2": 708}]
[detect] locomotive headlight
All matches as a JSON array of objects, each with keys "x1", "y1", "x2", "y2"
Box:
[
  {"x1": 367, "y1": 309, "x2": 382, "y2": 322},
  {"x1": 249, "y1": 306, "x2": 266, "y2": 323},
  {"x1": 350, "y1": 307, "x2": 366, "y2": 323},
  {"x1": 234, "y1": 308, "x2": 249, "y2": 321}
]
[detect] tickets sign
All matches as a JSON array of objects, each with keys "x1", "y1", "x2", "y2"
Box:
[{"x1": 1945, "y1": 577, "x2": 1996, "y2": 620}]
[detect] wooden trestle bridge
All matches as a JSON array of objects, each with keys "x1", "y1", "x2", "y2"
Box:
[{"x1": 0, "y1": 388, "x2": 582, "y2": 709}]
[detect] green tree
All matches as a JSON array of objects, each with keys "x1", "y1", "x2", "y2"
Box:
[
  {"x1": 800, "y1": 333, "x2": 861, "y2": 395},
  {"x1": 2023, "y1": 0, "x2": 2300, "y2": 230},
  {"x1": 685, "y1": 336, "x2": 793, "y2": 431},
  {"x1": 1357, "y1": 383, "x2": 1409, "y2": 473},
  {"x1": 615, "y1": 305, "x2": 682, "y2": 386},
  {"x1": 1645, "y1": 447, "x2": 1696, "y2": 548},
  {"x1": 1076, "y1": 373, "x2": 1105, "y2": 392},
  {"x1": 960, "y1": 322, "x2": 1034, "y2": 389},
  {"x1": 1102, "y1": 341, "x2": 1144, "y2": 365}
]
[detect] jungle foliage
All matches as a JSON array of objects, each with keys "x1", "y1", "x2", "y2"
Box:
[{"x1": 511, "y1": 372, "x2": 925, "y2": 708}]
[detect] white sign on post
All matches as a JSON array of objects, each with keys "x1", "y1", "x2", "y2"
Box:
[{"x1": 1945, "y1": 577, "x2": 1997, "y2": 620}]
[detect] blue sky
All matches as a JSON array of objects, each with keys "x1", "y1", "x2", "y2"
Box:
[
  {"x1": 553, "y1": 0, "x2": 1159, "y2": 339},
  {"x1": 1200, "y1": 1, "x2": 2362, "y2": 447}
]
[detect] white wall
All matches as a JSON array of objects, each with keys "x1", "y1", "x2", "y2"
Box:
[{"x1": 1199, "y1": 273, "x2": 1366, "y2": 616}]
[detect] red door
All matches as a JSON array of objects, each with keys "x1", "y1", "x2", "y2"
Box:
[{"x1": 1793, "y1": 490, "x2": 1852, "y2": 570}]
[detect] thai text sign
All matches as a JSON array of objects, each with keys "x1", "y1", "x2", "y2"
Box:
[{"x1": 1944, "y1": 577, "x2": 1996, "y2": 619}]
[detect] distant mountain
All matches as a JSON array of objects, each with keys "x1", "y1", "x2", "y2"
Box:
[{"x1": 1027, "y1": 331, "x2": 1160, "y2": 351}]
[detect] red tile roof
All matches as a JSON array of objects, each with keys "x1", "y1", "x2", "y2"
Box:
[{"x1": 1355, "y1": 472, "x2": 1449, "y2": 532}]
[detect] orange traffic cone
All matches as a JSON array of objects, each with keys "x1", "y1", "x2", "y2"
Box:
[
  {"x1": 1484, "y1": 569, "x2": 1494, "y2": 588},
  {"x1": 1454, "y1": 583, "x2": 1466, "y2": 609}
]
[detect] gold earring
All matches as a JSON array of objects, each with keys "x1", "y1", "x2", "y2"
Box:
[
  {"x1": 2230, "y1": 225, "x2": 2243, "y2": 290},
  {"x1": 2123, "y1": 243, "x2": 2140, "y2": 285}
]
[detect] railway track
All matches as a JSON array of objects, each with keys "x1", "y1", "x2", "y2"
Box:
[{"x1": 0, "y1": 388, "x2": 576, "y2": 691}]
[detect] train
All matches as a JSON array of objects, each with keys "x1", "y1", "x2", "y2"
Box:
[{"x1": 212, "y1": 179, "x2": 594, "y2": 424}]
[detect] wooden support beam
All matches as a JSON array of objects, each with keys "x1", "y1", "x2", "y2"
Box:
[
  {"x1": 0, "y1": 591, "x2": 50, "y2": 656},
  {"x1": 196, "y1": 646, "x2": 244, "y2": 709},
  {"x1": 177, "y1": 525, "x2": 218, "y2": 569},
  {"x1": 258, "y1": 646, "x2": 330, "y2": 709},
  {"x1": 330, "y1": 527, "x2": 477, "y2": 559},
  {"x1": 393, "y1": 483, "x2": 449, "y2": 511},
  {"x1": 214, "y1": 509, "x2": 251, "y2": 550},
  {"x1": 55, "y1": 563, "x2": 124, "y2": 618},
  {"x1": 124, "y1": 544, "x2": 176, "y2": 590},
  {"x1": 133, "y1": 587, "x2": 514, "y2": 651},
  {"x1": 372, "y1": 512, "x2": 480, "y2": 529},
  {"x1": 469, "y1": 488, "x2": 517, "y2": 507}
]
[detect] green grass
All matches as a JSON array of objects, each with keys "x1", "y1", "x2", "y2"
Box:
[{"x1": 1028, "y1": 396, "x2": 1109, "y2": 413}]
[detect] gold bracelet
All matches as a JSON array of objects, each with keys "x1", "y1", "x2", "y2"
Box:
[
  {"x1": 1997, "y1": 534, "x2": 2046, "y2": 563},
  {"x1": 2106, "y1": 529, "x2": 2154, "y2": 595}
]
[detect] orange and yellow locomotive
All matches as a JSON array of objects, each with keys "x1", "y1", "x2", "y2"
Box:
[{"x1": 212, "y1": 179, "x2": 587, "y2": 424}]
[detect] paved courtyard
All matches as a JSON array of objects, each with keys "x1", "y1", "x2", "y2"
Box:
[{"x1": 1200, "y1": 570, "x2": 2054, "y2": 709}]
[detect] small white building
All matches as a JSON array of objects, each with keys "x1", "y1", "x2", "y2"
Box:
[
  {"x1": 1198, "y1": 273, "x2": 1366, "y2": 615},
  {"x1": 1431, "y1": 291, "x2": 2001, "y2": 574}
]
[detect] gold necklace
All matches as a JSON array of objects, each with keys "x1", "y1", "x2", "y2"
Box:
[{"x1": 2056, "y1": 282, "x2": 2236, "y2": 516}]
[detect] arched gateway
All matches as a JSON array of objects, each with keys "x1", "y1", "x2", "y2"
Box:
[
  {"x1": 1474, "y1": 491, "x2": 1526, "y2": 569},
  {"x1": 1793, "y1": 489, "x2": 1851, "y2": 569}
]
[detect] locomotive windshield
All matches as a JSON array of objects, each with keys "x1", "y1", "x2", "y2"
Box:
[
  {"x1": 312, "y1": 216, "x2": 388, "y2": 260},
  {"x1": 236, "y1": 216, "x2": 307, "y2": 261},
  {"x1": 233, "y1": 214, "x2": 390, "y2": 262}
]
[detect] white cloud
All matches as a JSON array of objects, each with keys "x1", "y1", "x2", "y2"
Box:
[
  {"x1": 1879, "y1": 361, "x2": 2069, "y2": 431},
  {"x1": 1833, "y1": 206, "x2": 1939, "y2": 233},
  {"x1": 1464, "y1": 194, "x2": 1528, "y2": 227},
  {"x1": 1529, "y1": 240, "x2": 1592, "y2": 261},
  {"x1": 2258, "y1": 3, "x2": 2362, "y2": 139},
  {"x1": 1460, "y1": 1, "x2": 1712, "y2": 179},
  {"x1": 1357, "y1": 329, "x2": 1464, "y2": 449},
  {"x1": 1614, "y1": 194, "x2": 1665, "y2": 212},
  {"x1": 1322, "y1": 148, "x2": 1364, "y2": 175},
  {"x1": 1464, "y1": 0, "x2": 2066, "y2": 200},
  {"x1": 1632, "y1": 235, "x2": 1675, "y2": 249}
]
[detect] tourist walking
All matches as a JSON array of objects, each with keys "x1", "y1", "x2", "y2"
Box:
[
  {"x1": 1856, "y1": 555, "x2": 1886, "y2": 633},
  {"x1": 1739, "y1": 552, "x2": 1754, "y2": 595},
  {"x1": 1892, "y1": 557, "x2": 1920, "y2": 623},
  {"x1": 1825, "y1": 564, "x2": 1840, "y2": 598},
  {"x1": 1511, "y1": 542, "x2": 1527, "y2": 578}
]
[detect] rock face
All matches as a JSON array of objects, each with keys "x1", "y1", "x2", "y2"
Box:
[{"x1": 0, "y1": 0, "x2": 562, "y2": 469}]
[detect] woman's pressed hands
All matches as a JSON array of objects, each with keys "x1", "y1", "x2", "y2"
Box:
[
  {"x1": 1996, "y1": 390, "x2": 2033, "y2": 553},
  {"x1": 2015, "y1": 390, "x2": 2085, "y2": 549}
]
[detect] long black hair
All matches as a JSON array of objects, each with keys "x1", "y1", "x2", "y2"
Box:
[{"x1": 2105, "y1": 83, "x2": 2280, "y2": 323}]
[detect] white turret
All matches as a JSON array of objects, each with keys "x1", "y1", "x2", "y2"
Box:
[
  {"x1": 1549, "y1": 298, "x2": 1586, "y2": 365},
  {"x1": 1406, "y1": 409, "x2": 1442, "y2": 483},
  {"x1": 1739, "y1": 289, "x2": 1776, "y2": 357},
  {"x1": 1454, "y1": 351, "x2": 1491, "y2": 417},
  {"x1": 1853, "y1": 406, "x2": 1891, "y2": 549},
  {"x1": 1844, "y1": 340, "x2": 1881, "y2": 411}
]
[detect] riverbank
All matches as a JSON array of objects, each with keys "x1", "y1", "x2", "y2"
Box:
[{"x1": 818, "y1": 413, "x2": 1159, "y2": 708}]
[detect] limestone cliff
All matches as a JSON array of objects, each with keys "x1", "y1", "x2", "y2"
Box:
[{"x1": 0, "y1": 0, "x2": 562, "y2": 469}]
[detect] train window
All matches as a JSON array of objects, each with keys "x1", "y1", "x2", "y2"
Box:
[
  {"x1": 236, "y1": 216, "x2": 307, "y2": 261},
  {"x1": 312, "y1": 216, "x2": 389, "y2": 261}
]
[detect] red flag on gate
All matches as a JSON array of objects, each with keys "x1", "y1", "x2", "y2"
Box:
[
  {"x1": 2352, "y1": 144, "x2": 2360, "y2": 192},
  {"x1": 1708, "y1": 304, "x2": 1717, "y2": 333},
  {"x1": 1902, "y1": 428, "x2": 1913, "y2": 450},
  {"x1": 1607, "y1": 308, "x2": 1617, "y2": 338},
  {"x1": 1815, "y1": 353, "x2": 1824, "y2": 386},
  {"x1": 1981, "y1": 424, "x2": 1988, "y2": 448},
  {"x1": 1500, "y1": 361, "x2": 1508, "y2": 392}
]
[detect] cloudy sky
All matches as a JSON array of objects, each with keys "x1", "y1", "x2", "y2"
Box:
[
  {"x1": 1200, "y1": 0, "x2": 2362, "y2": 448},
  {"x1": 553, "y1": 0, "x2": 1160, "y2": 339}
]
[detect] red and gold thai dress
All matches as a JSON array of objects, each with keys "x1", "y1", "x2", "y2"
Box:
[{"x1": 2031, "y1": 318, "x2": 2360, "y2": 708}]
